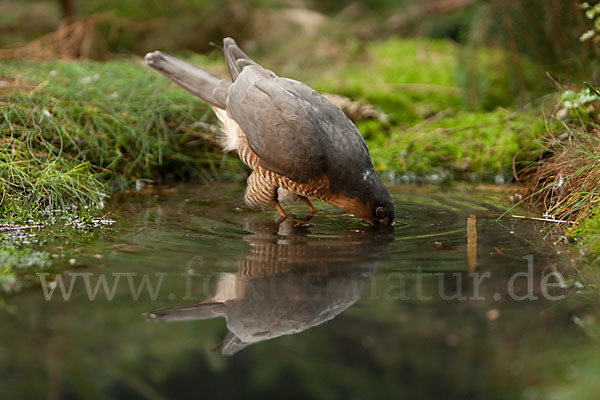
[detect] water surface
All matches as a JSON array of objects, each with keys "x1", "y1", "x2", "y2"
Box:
[{"x1": 0, "y1": 183, "x2": 593, "y2": 399}]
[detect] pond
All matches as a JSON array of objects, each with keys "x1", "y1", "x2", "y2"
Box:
[{"x1": 0, "y1": 183, "x2": 593, "y2": 399}]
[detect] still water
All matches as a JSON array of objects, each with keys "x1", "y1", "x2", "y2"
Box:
[{"x1": 0, "y1": 183, "x2": 595, "y2": 399}]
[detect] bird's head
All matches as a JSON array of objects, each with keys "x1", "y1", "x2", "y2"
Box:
[
  {"x1": 364, "y1": 184, "x2": 395, "y2": 227},
  {"x1": 357, "y1": 168, "x2": 395, "y2": 227},
  {"x1": 332, "y1": 170, "x2": 395, "y2": 227},
  {"x1": 341, "y1": 194, "x2": 395, "y2": 227},
  {"x1": 369, "y1": 196, "x2": 395, "y2": 227}
]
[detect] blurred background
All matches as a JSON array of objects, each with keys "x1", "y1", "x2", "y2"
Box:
[
  {"x1": 3, "y1": 1, "x2": 600, "y2": 200},
  {"x1": 2, "y1": 0, "x2": 598, "y2": 81}
]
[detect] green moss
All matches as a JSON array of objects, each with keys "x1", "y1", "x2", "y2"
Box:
[
  {"x1": 303, "y1": 39, "x2": 548, "y2": 179},
  {"x1": 310, "y1": 38, "x2": 547, "y2": 117},
  {"x1": 368, "y1": 108, "x2": 546, "y2": 179},
  {"x1": 310, "y1": 39, "x2": 463, "y2": 125},
  {"x1": 572, "y1": 208, "x2": 600, "y2": 264}
]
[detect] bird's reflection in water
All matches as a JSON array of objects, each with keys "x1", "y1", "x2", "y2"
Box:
[{"x1": 147, "y1": 217, "x2": 394, "y2": 355}]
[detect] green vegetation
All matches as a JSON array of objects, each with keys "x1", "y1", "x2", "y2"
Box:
[
  {"x1": 576, "y1": 211, "x2": 600, "y2": 265},
  {"x1": 1, "y1": 56, "x2": 246, "y2": 221}
]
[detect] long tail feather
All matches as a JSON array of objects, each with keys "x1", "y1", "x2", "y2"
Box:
[
  {"x1": 144, "y1": 51, "x2": 230, "y2": 109},
  {"x1": 144, "y1": 302, "x2": 228, "y2": 322}
]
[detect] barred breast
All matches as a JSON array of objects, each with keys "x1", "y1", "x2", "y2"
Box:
[{"x1": 215, "y1": 107, "x2": 334, "y2": 208}]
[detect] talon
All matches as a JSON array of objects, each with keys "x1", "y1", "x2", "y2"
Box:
[{"x1": 293, "y1": 214, "x2": 313, "y2": 226}]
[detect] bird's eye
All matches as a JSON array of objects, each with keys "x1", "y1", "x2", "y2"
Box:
[{"x1": 375, "y1": 207, "x2": 386, "y2": 218}]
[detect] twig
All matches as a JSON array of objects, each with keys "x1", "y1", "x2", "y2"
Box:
[
  {"x1": 545, "y1": 72, "x2": 564, "y2": 91},
  {"x1": 0, "y1": 224, "x2": 44, "y2": 232},
  {"x1": 407, "y1": 107, "x2": 454, "y2": 132},
  {"x1": 585, "y1": 82, "x2": 600, "y2": 98},
  {"x1": 179, "y1": 126, "x2": 224, "y2": 150},
  {"x1": 466, "y1": 214, "x2": 477, "y2": 274},
  {"x1": 508, "y1": 215, "x2": 576, "y2": 224}
]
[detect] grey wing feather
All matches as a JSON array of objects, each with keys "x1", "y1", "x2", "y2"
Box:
[
  {"x1": 227, "y1": 66, "x2": 328, "y2": 183},
  {"x1": 278, "y1": 77, "x2": 371, "y2": 157},
  {"x1": 278, "y1": 78, "x2": 374, "y2": 195},
  {"x1": 223, "y1": 37, "x2": 258, "y2": 81},
  {"x1": 220, "y1": 331, "x2": 249, "y2": 356}
]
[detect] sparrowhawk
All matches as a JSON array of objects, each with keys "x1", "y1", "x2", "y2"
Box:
[{"x1": 144, "y1": 38, "x2": 394, "y2": 226}]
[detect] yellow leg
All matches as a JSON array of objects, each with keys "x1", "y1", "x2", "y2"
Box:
[
  {"x1": 300, "y1": 197, "x2": 317, "y2": 214},
  {"x1": 274, "y1": 202, "x2": 288, "y2": 224}
]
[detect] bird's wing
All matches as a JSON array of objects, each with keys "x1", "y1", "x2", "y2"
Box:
[
  {"x1": 227, "y1": 65, "x2": 372, "y2": 187},
  {"x1": 223, "y1": 37, "x2": 258, "y2": 81},
  {"x1": 278, "y1": 77, "x2": 370, "y2": 158},
  {"x1": 220, "y1": 331, "x2": 249, "y2": 356},
  {"x1": 226, "y1": 66, "x2": 332, "y2": 183},
  {"x1": 278, "y1": 78, "x2": 375, "y2": 196}
]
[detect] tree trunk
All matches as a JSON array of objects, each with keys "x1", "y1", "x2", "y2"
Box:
[
  {"x1": 58, "y1": 0, "x2": 76, "y2": 23},
  {"x1": 387, "y1": 0, "x2": 479, "y2": 32}
]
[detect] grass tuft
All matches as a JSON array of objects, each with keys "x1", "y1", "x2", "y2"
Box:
[
  {"x1": 0, "y1": 56, "x2": 246, "y2": 222},
  {"x1": 520, "y1": 87, "x2": 600, "y2": 257},
  {"x1": 522, "y1": 129, "x2": 600, "y2": 223},
  {"x1": 0, "y1": 143, "x2": 105, "y2": 216}
]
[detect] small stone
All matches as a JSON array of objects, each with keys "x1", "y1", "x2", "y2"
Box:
[{"x1": 486, "y1": 309, "x2": 500, "y2": 321}]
